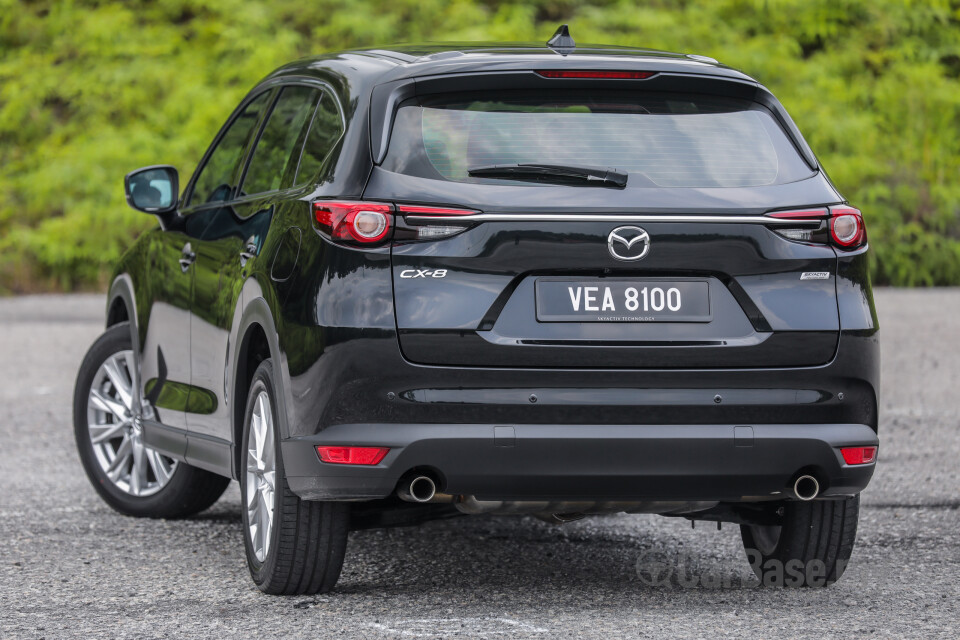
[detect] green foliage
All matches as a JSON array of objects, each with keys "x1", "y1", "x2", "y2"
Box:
[{"x1": 2, "y1": 0, "x2": 959, "y2": 290}]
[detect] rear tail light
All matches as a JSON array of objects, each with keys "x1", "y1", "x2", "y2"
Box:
[
  {"x1": 313, "y1": 202, "x2": 480, "y2": 243},
  {"x1": 316, "y1": 446, "x2": 389, "y2": 465},
  {"x1": 767, "y1": 205, "x2": 867, "y2": 250},
  {"x1": 766, "y1": 208, "x2": 828, "y2": 243},
  {"x1": 829, "y1": 206, "x2": 866, "y2": 248},
  {"x1": 353, "y1": 210, "x2": 389, "y2": 240},
  {"x1": 765, "y1": 209, "x2": 829, "y2": 219},
  {"x1": 841, "y1": 446, "x2": 877, "y2": 465},
  {"x1": 313, "y1": 201, "x2": 393, "y2": 244},
  {"x1": 395, "y1": 204, "x2": 479, "y2": 241},
  {"x1": 395, "y1": 205, "x2": 478, "y2": 217}
]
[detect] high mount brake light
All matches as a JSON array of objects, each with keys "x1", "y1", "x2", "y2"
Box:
[
  {"x1": 536, "y1": 70, "x2": 656, "y2": 80},
  {"x1": 313, "y1": 201, "x2": 393, "y2": 244},
  {"x1": 766, "y1": 206, "x2": 867, "y2": 250}
]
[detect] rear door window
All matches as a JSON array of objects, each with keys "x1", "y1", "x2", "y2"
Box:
[
  {"x1": 240, "y1": 85, "x2": 321, "y2": 197},
  {"x1": 382, "y1": 91, "x2": 815, "y2": 188}
]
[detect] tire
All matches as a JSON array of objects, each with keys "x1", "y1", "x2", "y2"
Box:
[
  {"x1": 740, "y1": 495, "x2": 860, "y2": 587},
  {"x1": 73, "y1": 323, "x2": 230, "y2": 518},
  {"x1": 240, "y1": 359, "x2": 349, "y2": 595}
]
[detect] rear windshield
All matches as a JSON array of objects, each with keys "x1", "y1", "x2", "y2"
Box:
[{"x1": 381, "y1": 91, "x2": 815, "y2": 188}]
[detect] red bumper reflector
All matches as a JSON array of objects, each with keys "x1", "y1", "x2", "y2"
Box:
[
  {"x1": 841, "y1": 446, "x2": 877, "y2": 465},
  {"x1": 316, "y1": 446, "x2": 389, "y2": 465}
]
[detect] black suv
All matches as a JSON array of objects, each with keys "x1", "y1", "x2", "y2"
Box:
[{"x1": 74, "y1": 28, "x2": 879, "y2": 594}]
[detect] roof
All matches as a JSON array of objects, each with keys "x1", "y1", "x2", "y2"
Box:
[
  {"x1": 267, "y1": 42, "x2": 753, "y2": 86},
  {"x1": 353, "y1": 43, "x2": 718, "y2": 65}
]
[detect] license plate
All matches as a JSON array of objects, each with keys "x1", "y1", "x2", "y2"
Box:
[{"x1": 535, "y1": 279, "x2": 711, "y2": 322}]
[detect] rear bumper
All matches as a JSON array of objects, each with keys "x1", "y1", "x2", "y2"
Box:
[{"x1": 282, "y1": 422, "x2": 878, "y2": 502}]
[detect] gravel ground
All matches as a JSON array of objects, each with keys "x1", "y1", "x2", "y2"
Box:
[{"x1": 1, "y1": 290, "x2": 958, "y2": 639}]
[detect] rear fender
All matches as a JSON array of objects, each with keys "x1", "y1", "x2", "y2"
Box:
[{"x1": 232, "y1": 281, "x2": 293, "y2": 469}]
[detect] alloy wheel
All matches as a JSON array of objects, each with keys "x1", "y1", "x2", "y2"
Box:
[
  {"x1": 245, "y1": 390, "x2": 277, "y2": 563},
  {"x1": 86, "y1": 349, "x2": 177, "y2": 497}
]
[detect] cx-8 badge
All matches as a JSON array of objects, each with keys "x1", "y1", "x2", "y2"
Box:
[
  {"x1": 607, "y1": 226, "x2": 650, "y2": 261},
  {"x1": 399, "y1": 269, "x2": 448, "y2": 279}
]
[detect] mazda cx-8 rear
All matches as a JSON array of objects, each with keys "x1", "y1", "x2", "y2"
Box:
[{"x1": 281, "y1": 47, "x2": 879, "y2": 587}]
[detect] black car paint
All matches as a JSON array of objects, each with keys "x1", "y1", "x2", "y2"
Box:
[{"x1": 107, "y1": 45, "x2": 878, "y2": 513}]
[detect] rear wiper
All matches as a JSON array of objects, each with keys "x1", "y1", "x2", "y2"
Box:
[{"x1": 467, "y1": 163, "x2": 628, "y2": 189}]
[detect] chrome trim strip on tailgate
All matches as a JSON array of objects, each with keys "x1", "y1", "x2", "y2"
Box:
[{"x1": 403, "y1": 214, "x2": 823, "y2": 225}]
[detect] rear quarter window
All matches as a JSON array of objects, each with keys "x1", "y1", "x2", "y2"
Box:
[
  {"x1": 382, "y1": 91, "x2": 815, "y2": 188},
  {"x1": 294, "y1": 93, "x2": 344, "y2": 186}
]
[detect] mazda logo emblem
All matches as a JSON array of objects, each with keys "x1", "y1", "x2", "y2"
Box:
[{"x1": 607, "y1": 226, "x2": 650, "y2": 261}]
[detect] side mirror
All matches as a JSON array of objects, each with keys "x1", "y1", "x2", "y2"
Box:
[{"x1": 124, "y1": 165, "x2": 179, "y2": 214}]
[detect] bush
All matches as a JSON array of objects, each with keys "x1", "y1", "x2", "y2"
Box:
[{"x1": 1, "y1": 0, "x2": 958, "y2": 291}]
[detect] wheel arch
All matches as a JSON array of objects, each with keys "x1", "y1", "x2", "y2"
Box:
[
  {"x1": 106, "y1": 275, "x2": 138, "y2": 335},
  {"x1": 106, "y1": 295, "x2": 130, "y2": 327},
  {"x1": 106, "y1": 275, "x2": 143, "y2": 411},
  {"x1": 231, "y1": 295, "x2": 291, "y2": 479}
]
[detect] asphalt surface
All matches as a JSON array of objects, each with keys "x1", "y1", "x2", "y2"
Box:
[{"x1": 1, "y1": 290, "x2": 958, "y2": 639}]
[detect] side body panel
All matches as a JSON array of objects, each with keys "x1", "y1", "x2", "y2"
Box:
[
  {"x1": 184, "y1": 200, "x2": 273, "y2": 472},
  {"x1": 137, "y1": 61, "x2": 382, "y2": 477}
]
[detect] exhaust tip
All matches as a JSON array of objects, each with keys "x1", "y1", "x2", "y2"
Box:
[
  {"x1": 793, "y1": 475, "x2": 820, "y2": 501},
  {"x1": 409, "y1": 476, "x2": 436, "y2": 502},
  {"x1": 398, "y1": 475, "x2": 437, "y2": 503}
]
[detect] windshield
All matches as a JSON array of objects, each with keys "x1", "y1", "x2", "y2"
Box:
[{"x1": 381, "y1": 91, "x2": 815, "y2": 188}]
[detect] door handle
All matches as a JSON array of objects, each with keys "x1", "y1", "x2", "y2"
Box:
[
  {"x1": 239, "y1": 237, "x2": 258, "y2": 267},
  {"x1": 179, "y1": 243, "x2": 196, "y2": 273}
]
